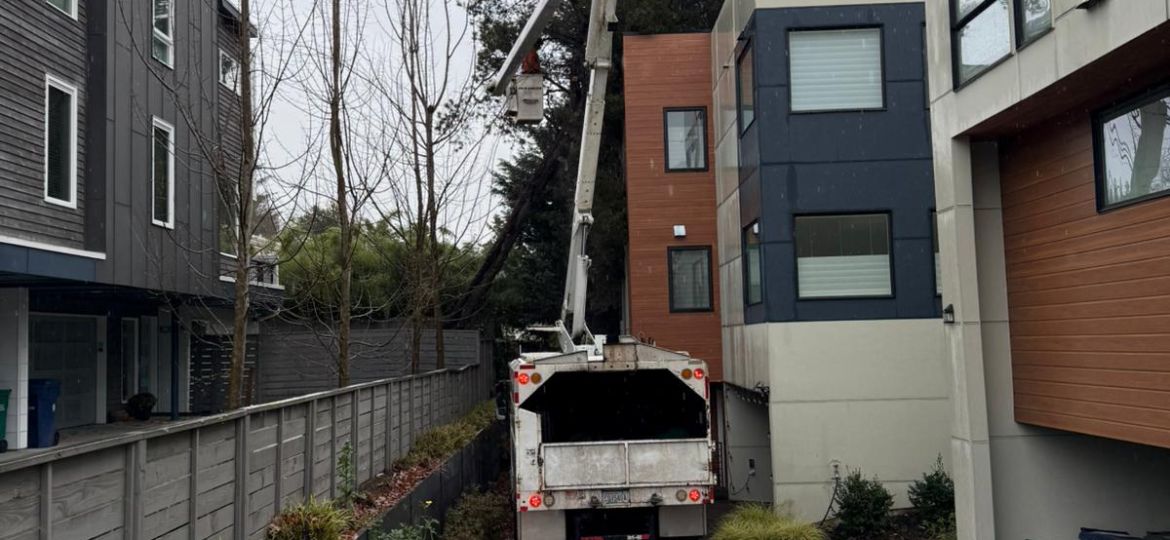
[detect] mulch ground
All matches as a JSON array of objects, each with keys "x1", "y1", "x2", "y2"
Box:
[{"x1": 343, "y1": 459, "x2": 445, "y2": 539}]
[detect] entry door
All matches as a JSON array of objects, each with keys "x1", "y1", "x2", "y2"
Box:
[{"x1": 30, "y1": 315, "x2": 98, "y2": 429}]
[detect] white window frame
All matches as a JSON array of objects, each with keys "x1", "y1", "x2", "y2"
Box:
[
  {"x1": 46, "y1": 0, "x2": 77, "y2": 19},
  {"x1": 152, "y1": 117, "x2": 176, "y2": 229},
  {"x1": 219, "y1": 49, "x2": 240, "y2": 94},
  {"x1": 152, "y1": 0, "x2": 175, "y2": 68},
  {"x1": 44, "y1": 74, "x2": 79, "y2": 208}
]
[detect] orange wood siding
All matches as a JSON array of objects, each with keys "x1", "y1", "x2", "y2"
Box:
[
  {"x1": 623, "y1": 34, "x2": 722, "y2": 380},
  {"x1": 1000, "y1": 113, "x2": 1170, "y2": 449}
]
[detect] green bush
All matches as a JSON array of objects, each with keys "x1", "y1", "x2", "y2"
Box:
[
  {"x1": 267, "y1": 497, "x2": 351, "y2": 540},
  {"x1": 833, "y1": 470, "x2": 894, "y2": 539},
  {"x1": 711, "y1": 504, "x2": 826, "y2": 540},
  {"x1": 374, "y1": 517, "x2": 439, "y2": 540},
  {"x1": 441, "y1": 491, "x2": 511, "y2": 540},
  {"x1": 395, "y1": 402, "x2": 497, "y2": 469},
  {"x1": 909, "y1": 455, "x2": 955, "y2": 529}
]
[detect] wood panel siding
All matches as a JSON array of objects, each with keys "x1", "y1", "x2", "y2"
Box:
[
  {"x1": 623, "y1": 34, "x2": 723, "y2": 380},
  {"x1": 1000, "y1": 113, "x2": 1170, "y2": 449},
  {"x1": 0, "y1": 0, "x2": 89, "y2": 249}
]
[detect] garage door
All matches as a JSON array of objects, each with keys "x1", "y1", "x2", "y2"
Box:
[{"x1": 30, "y1": 315, "x2": 98, "y2": 429}]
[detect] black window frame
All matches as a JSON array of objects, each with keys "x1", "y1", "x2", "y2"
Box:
[
  {"x1": 792, "y1": 211, "x2": 895, "y2": 301},
  {"x1": 786, "y1": 25, "x2": 888, "y2": 115},
  {"x1": 1092, "y1": 81, "x2": 1170, "y2": 213},
  {"x1": 663, "y1": 107, "x2": 710, "y2": 173},
  {"x1": 742, "y1": 221, "x2": 763, "y2": 306},
  {"x1": 667, "y1": 246, "x2": 715, "y2": 313},
  {"x1": 1014, "y1": 0, "x2": 1053, "y2": 49},
  {"x1": 735, "y1": 40, "x2": 756, "y2": 136},
  {"x1": 950, "y1": 0, "x2": 1013, "y2": 89}
]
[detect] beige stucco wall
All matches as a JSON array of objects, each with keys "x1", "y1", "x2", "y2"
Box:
[
  {"x1": 762, "y1": 319, "x2": 949, "y2": 519},
  {"x1": 929, "y1": 3, "x2": 1170, "y2": 539}
]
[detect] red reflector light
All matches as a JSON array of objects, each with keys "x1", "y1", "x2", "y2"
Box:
[
  {"x1": 694, "y1": 368, "x2": 705, "y2": 380},
  {"x1": 516, "y1": 373, "x2": 530, "y2": 385},
  {"x1": 529, "y1": 494, "x2": 542, "y2": 508},
  {"x1": 688, "y1": 489, "x2": 701, "y2": 502}
]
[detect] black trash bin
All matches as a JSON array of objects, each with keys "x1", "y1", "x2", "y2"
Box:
[{"x1": 28, "y1": 379, "x2": 61, "y2": 449}]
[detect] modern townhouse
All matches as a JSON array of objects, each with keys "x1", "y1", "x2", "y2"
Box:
[
  {"x1": 624, "y1": 0, "x2": 948, "y2": 518},
  {"x1": 0, "y1": 0, "x2": 275, "y2": 452},
  {"x1": 927, "y1": 0, "x2": 1170, "y2": 537}
]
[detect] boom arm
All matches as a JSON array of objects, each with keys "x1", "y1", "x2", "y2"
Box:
[{"x1": 491, "y1": 0, "x2": 618, "y2": 354}]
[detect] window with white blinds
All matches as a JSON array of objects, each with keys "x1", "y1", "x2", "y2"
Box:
[
  {"x1": 789, "y1": 28, "x2": 883, "y2": 112},
  {"x1": 796, "y1": 214, "x2": 891, "y2": 298}
]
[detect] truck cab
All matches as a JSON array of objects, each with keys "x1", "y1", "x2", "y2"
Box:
[{"x1": 510, "y1": 340, "x2": 714, "y2": 539}]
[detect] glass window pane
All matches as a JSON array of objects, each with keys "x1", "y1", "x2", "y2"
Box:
[
  {"x1": 665, "y1": 110, "x2": 706, "y2": 170},
  {"x1": 220, "y1": 52, "x2": 239, "y2": 91},
  {"x1": 737, "y1": 45, "x2": 755, "y2": 131},
  {"x1": 46, "y1": 86, "x2": 72, "y2": 202},
  {"x1": 954, "y1": 0, "x2": 985, "y2": 20},
  {"x1": 743, "y1": 223, "x2": 762, "y2": 305},
  {"x1": 1100, "y1": 95, "x2": 1170, "y2": 207},
  {"x1": 790, "y1": 28, "x2": 883, "y2": 112},
  {"x1": 795, "y1": 214, "x2": 891, "y2": 298},
  {"x1": 955, "y1": 0, "x2": 1011, "y2": 84},
  {"x1": 154, "y1": 0, "x2": 171, "y2": 35},
  {"x1": 154, "y1": 125, "x2": 171, "y2": 224},
  {"x1": 47, "y1": 0, "x2": 72, "y2": 14},
  {"x1": 670, "y1": 248, "x2": 712, "y2": 311},
  {"x1": 1019, "y1": 0, "x2": 1052, "y2": 43}
]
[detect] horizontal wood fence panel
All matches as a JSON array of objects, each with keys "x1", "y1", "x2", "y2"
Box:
[{"x1": 0, "y1": 364, "x2": 489, "y2": 540}]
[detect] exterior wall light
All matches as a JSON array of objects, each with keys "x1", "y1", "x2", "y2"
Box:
[
  {"x1": 943, "y1": 304, "x2": 956, "y2": 324},
  {"x1": 673, "y1": 225, "x2": 687, "y2": 238}
]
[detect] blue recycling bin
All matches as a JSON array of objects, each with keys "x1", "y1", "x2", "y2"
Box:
[{"x1": 28, "y1": 379, "x2": 61, "y2": 449}]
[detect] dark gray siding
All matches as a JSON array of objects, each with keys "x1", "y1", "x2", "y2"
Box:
[
  {"x1": 89, "y1": 0, "x2": 233, "y2": 297},
  {"x1": 0, "y1": 0, "x2": 88, "y2": 249},
  {"x1": 737, "y1": 3, "x2": 938, "y2": 324}
]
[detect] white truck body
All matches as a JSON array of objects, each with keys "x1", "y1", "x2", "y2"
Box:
[{"x1": 510, "y1": 342, "x2": 715, "y2": 539}]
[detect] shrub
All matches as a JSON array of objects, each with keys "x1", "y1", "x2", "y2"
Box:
[
  {"x1": 267, "y1": 497, "x2": 350, "y2": 540},
  {"x1": 441, "y1": 491, "x2": 511, "y2": 540},
  {"x1": 711, "y1": 504, "x2": 826, "y2": 540},
  {"x1": 833, "y1": 470, "x2": 894, "y2": 539},
  {"x1": 374, "y1": 517, "x2": 439, "y2": 540},
  {"x1": 909, "y1": 455, "x2": 955, "y2": 529},
  {"x1": 395, "y1": 402, "x2": 497, "y2": 469}
]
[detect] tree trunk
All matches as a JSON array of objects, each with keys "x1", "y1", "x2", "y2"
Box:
[
  {"x1": 329, "y1": 0, "x2": 351, "y2": 387},
  {"x1": 227, "y1": 0, "x2": 257, "y2": 410}
]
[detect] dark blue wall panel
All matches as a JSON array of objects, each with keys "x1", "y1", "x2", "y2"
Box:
[{"x1": 735, "y1": 2, "x2": 939, "y2": 324}]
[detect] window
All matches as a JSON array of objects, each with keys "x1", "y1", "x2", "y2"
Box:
[
  {"x1": 47, "y1": 0, "x2": 76, "y2": 18},
  {"x1": 789, "y1": 28, "x2": 883, "y2": 112},
  {"x1": 153, "y1": 0, "x2": 174, "y2": 67},
  {"x1": 668, "y1": 247, "x2": 713, "y2": 312},
  {"x1": 664, "y1": 109, "x2": 707, "y2": 171},
  {"x1": 952, "y1": 0, "x2": 1011, "y2": 86},
  {"x1": 152, "y1": 118, "x2": 175, "y2": 228},
  {"x1": 1096, "y1": 86, "x2": 1170, "y2": 210},
  {"x1": 219, "y1": 50, "x2": 240, "y2": 93},
  {"x1": 743, "y1": 222, "x2": 762, "y2": 305},
  {"x1": 44, "y1": 75, "x2": 78, "y2": 207},
  {"x1": 736, "y1": 43, "x2": 755, "y2": 133},
  {"x1": 1016, "y1": 0, "x2": 1052, "y2": 46},
  {"x1": 795, "y1": 214, "x2": 891, "y2": 299}
]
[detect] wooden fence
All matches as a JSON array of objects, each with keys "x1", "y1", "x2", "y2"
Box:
[{"x1": 0, "y1": 364, "x2": 490, "y2": 540}]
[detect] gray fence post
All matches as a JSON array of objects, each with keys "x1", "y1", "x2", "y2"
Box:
[
  {"x1": 38, "y1": 463, "x2": 51, "y2": 540},
  {"x1": 305, "y1": 399, "x2": 316, "y2": 499},
  {"x1": 189, "y1": 429, "x2": 200, "y2": 540},
  {"x1": 275, "y1": 408, "x2": 285, "y2": 514},
  {"x1": 234, "y1": 415, "x2": 251, "y2": 540}
]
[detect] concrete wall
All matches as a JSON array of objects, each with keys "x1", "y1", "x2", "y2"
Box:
[
  {"x1": 928, "y1": 4, "x2": 1170, "y2": 538},
  {"x1": 760, "y1": 319, "x2": 948, "y2": 519}
]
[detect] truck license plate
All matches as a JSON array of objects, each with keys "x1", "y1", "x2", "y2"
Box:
[{"x1": 600, "y1": 489, "x2": 629, "y2": 504}]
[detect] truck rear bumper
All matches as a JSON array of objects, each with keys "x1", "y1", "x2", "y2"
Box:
[{"x1": 517, "y1": 505, "x2": 706, "y2": 540}]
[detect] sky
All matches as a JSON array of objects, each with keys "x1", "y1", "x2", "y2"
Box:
[{"x1": 249, "y1": 0, "x2": 519, "y2": 247}]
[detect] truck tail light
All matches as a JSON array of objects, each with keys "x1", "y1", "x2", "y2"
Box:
[
  {"x1": 688, "y1": 489, "x2": 701, "y2": 502},
  {"x1": 543, "y1": 492, "x2": 556, "y2": 507},
  {"x1": 516, "y1": 372, "x2": 530, "y2": 385},
  {"x1": 530, "y1": 372, "x2": 543, "y2": 384},
  {"x1": 681, "y1": 368, "x2": 693, "y2": 380},
  {"x1": 529, "y1": 494, "x2": 542, "y2": 508},
  {"x1": 675, "y1": 489, "x2": 688, "y2": 502},
  {"x1": 694, "y1": 368, "x2": 705, "y2": 380}
]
